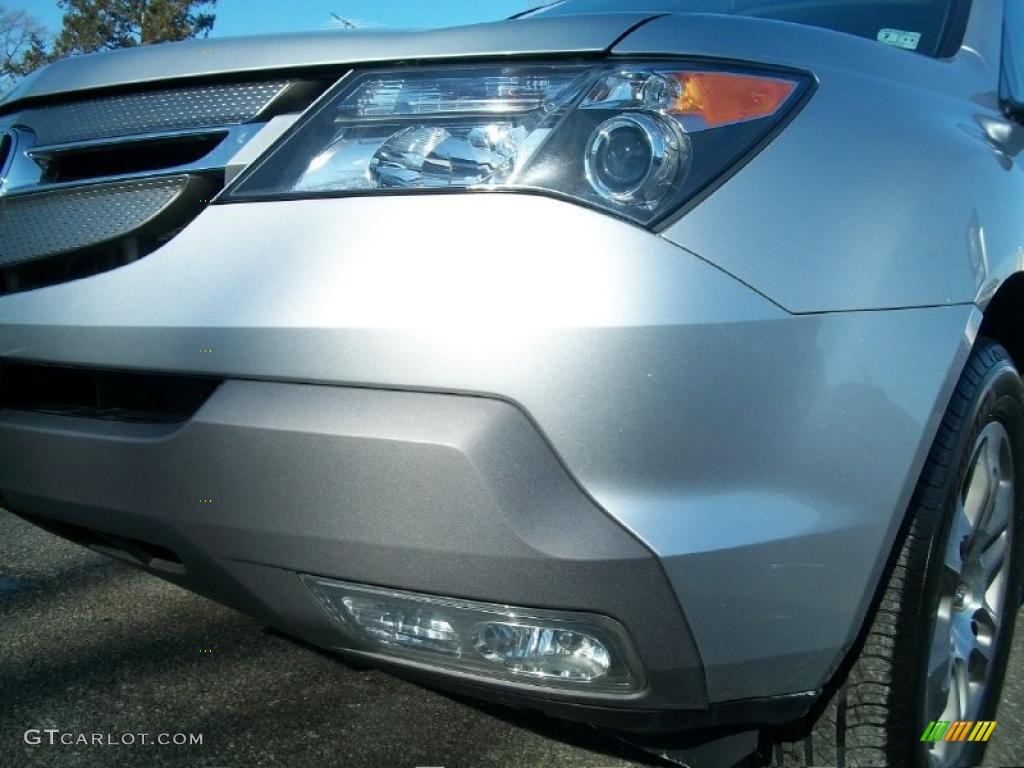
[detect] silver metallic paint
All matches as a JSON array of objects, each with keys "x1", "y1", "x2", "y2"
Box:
[
  {"x1": 0, "y1": 194, "x2": 978, "y2": 699},
  {"x1": 622, "y1": 4, "x2": 1024, "y2": 313},
  {"x1": 0, "y1": 0, "x2": 1017, "y2": 707},
  {"x1": 0, "y1": 14, "x2": 652, "y2": 107}
]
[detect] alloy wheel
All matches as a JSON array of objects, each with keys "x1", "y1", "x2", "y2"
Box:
[{"x1": 922, "y1": 421, "x2": 1014, "y2": 767}]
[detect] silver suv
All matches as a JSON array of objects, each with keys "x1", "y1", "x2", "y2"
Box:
[{"x1": 0, "y1": 1, "x2": 1021, "y2": 766}]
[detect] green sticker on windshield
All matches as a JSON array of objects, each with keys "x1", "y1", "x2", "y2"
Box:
[{"x1": 877, "y1": 28, "x2": 921, "y2": 50}]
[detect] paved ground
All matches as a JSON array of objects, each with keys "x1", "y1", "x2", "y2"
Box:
[{"x1": 1, "y1": 508, "x2": 1022, "y2": 768}]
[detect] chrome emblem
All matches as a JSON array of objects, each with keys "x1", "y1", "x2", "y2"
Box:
[
  {"x1": 0, "y1": 126, "x2": 38, "y2": 196},
  {"x1": 0, "y1": 129, "x2": 13, "y2": 190}
]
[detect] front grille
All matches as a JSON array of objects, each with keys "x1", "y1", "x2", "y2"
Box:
[
  {"x1": 17, "y1": 80, "x2": 291, "y2": 146},
  {"x1": 0, "y1": 77, "x2": 331, "y2": 294},
  {"x1": 0, "y1": 361, "x2": 222, "y2": 423}
]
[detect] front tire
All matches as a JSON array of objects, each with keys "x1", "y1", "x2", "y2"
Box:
[{"x1": 773, "y1": 337, "x2": 1024, "y2": 767}]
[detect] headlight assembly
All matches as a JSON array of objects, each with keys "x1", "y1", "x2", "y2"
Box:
[{"x1": 224, "y1": 62, "x2": 809, "y2": 227}]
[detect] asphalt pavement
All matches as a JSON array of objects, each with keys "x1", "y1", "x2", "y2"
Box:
[{"x1": 1, "y1": 508, "x2": 1022, "y2": 768}]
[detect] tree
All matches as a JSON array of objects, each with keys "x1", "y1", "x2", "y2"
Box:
[
  {"x1": 50, "y1": 0, "x2": 217, "y2": 57},
  {"x1": 1, "y1": 0, "x2": 216, "y2": 86},
  {"x1": 0, "y1": 5, "x2": 46, "y2": 91}
]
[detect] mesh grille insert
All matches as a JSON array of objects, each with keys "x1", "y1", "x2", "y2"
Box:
[
  {"x1": 20, "y1": 80, "x2": 290, "y2": 146},
  {"x1": 0, "y1": 176, "x2": 188, "y2": 267}
]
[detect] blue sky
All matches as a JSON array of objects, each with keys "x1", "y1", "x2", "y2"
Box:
[{"x1": 14, "y1": 0, "x2": 543, "y2": 38}]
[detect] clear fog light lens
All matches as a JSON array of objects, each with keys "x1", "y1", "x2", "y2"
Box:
[
  {"x1": 470, "y1": 622, "x2": 611, "y2": 681},
  {"x1": 339, "y1": 594, "x2": 462, "y2": 657},
  {"x1": 300, "y1": 576, "x2": 643, "y2": 693}
]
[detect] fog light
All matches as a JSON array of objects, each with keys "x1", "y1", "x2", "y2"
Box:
[
  {"x1": 471, "y1": 622, "x2": 611, "y2": 681},
  {"x1": 340, "y1": 594, "x2": 462, "y2": 657},
  {"x1": 300, "y1": 576, "x2": 643, "y2": 693}
]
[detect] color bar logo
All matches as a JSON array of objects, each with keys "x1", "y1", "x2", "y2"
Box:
[{"x1": 921, "y1": 721, "x2": 997, "y2": 742}]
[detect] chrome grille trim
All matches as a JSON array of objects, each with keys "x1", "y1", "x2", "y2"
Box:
[
  {"x1": 10, "y1": 123, "x2": 264, "y2": 196},
  {"x1": 27, "y1": 125, "x2": 232, "y2": 155},
  {"x1": 0, "y1": 76, "x2": 333, "y2": 293},
  {"x1": 9, "y1": 80, "x2": 291, "y2": 146}
]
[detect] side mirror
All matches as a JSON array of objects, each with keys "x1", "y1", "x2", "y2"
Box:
[{"x1": 1001, "y1": 1, "x2": 1024, "y2": 120}]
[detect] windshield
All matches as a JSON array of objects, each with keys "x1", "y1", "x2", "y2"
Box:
[{"x1": 524, "y1": 0, "x2": 969, "y2": 57}]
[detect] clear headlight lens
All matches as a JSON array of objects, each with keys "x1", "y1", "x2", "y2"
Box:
[
  {"x1": 301, "y1": 576, "x2": 644, "y2": 693},
  {"x1": 283, "y1": 67, "x2": 587, "y2": 193},
  {"x1": 226, "y1": 63, "x2": 806, "y2": 226}
]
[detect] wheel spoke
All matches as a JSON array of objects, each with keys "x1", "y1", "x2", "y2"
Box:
[
  {"x1": 928, "y1": 739, "x2": 951, "y2": 768},
  {"x1": 924, "y1": 667, "x2": 952, "y2": 725},
  {"x1": 972, "y1": 431, "x2": 1012, "y2": 616},
  {"x1": 951, "y1": 613, "x2": 976, "y2": 663},
  {"x1": 980, "y1": 529, "x2": 1009, "y2": 587},
  {"x1": 972, "y1": 479, "x2": 1011, "y2": 559},
  {"x1": 952, "y1": 657, "x2": 969, "y2": 721},
  {"x1": 962, "y1": 438, "x2": 993, "y2": 529},
  {"x1": 985, "y1": 480, "x2": 1012, "y2": 539},
  {"x1": 925, "y1": 605, "x2": 954, "y2": 720},
  {"x1": 944, "y1": 501, "x2": 973, "y2": 577}
]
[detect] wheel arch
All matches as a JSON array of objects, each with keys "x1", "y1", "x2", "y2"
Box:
[{"x1": 979, "y1": 272, "x2": 1024, "y2": 372}]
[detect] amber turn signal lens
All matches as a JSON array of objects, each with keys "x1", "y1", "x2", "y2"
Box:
[{"x1": 670, "y1": 72, "x2": 797, "y2": 128}]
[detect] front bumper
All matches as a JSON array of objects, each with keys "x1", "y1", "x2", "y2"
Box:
[
  {"x1": 0, "y1": 192, "x2": 976, "y2": 711},
  {"x1": 0, "y1": 380, "x2": 706, "y2": 714}
]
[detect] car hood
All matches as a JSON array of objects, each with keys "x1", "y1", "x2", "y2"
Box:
[{"x1": 0, "y1": 13, "x2": 653, "y2": 108}]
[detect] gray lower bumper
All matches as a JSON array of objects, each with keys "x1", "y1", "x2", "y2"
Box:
[{"x1": 0, "y1": 379, "x2": 707, "y2": 712}]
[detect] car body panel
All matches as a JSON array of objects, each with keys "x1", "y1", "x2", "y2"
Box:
[
  {"x1": 1, "y1": 0, "x2": 1019, "y2": 712},
  {"x1": 0, "y1": 193, "x2": 979, "y2": 700},
  {"x1": 616, "y1": 2, "x2": 1024, "y2": 314},
  {"x1": 0, "y1": 13, "x2": 653, "y2": 107}
]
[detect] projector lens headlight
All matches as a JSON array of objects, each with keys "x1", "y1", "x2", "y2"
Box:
[
  {"x1": 584, "y1": 113, "x2": 689, "y2": 209},
  {"x1": 226, "y1": 63, "x2": 806, "y2": 226},
  {"x1": 589, "y1": 118, "x2": 657, "y2": 193},
  {"x1": 300, "y1": 576, "x2": 643, "y2": 693}
]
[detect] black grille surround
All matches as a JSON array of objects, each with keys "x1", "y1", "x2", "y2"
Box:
[
  {"x1": 0, "y1": 360, "x2": 221, "y2": 424},
  {"x1": 0, "y1": 77, "x2": 331, "y2": 295}
]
